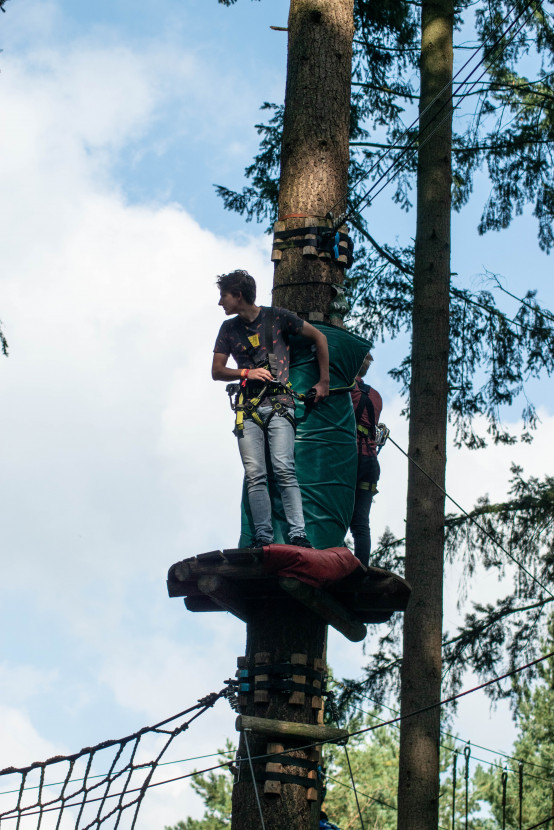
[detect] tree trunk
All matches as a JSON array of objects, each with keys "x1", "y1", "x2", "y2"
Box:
[
  {"x1": 397, "y1": 0, "x2": 453, "y2": 826},
  {"x1": 273, "y1": 0, "x2": 354, "y2": 320},
  {"x1": 231, "y1": 601, "x2": 327, "y2": 830},
  {"x1": 231, "y1": 2, "x2": 354, "y2": 829}
]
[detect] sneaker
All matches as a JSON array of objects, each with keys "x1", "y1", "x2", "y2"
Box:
[{"x1": 289, "y1": 534, "x2": 313, "y2": 548}]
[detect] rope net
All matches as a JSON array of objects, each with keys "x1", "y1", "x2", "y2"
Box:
[{"x1": 0, "y1": 690, "x2": 229, "y2": 830}]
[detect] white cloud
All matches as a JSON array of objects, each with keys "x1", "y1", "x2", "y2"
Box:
[
  {"x1": 0, "y1": 10, "x2": 268, "y2": 771},
  {"x1": 0, "y1": 705, "x2": 63, "y2": 771}
]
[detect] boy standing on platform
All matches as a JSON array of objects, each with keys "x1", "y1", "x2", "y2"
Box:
[{"x1": 212, "y1": 270, "x2": 329, "y2": 548}]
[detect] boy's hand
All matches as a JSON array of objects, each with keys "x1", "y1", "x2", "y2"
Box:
[
  {"x1": 248, "y1": 366, "x2": 273, "y2": 382},
  {"x1": 312, "y1": 379, "x2": 330, "y2": 403}
]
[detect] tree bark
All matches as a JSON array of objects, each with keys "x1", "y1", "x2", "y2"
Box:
[
  {"x1": 231, "y1": 3, "x2": 354, "y2": 829},
  {"x1": 231, "y1": 601, "x2": 327, "y2": 830},
  {"x1": 397, "y1": 0, "x2": 453, "y2": 826},
  {"x1": 273, "y1": 0, "x2": 354, "y2": 320}
]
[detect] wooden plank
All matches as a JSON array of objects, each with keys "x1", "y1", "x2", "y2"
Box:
[
  {"x1": 178, "y1": 560, "x2": 267, "y2": 580},
  {"x1": 255, "y1": 652, "x2": 271, "y2": 664},
  {"x1": 307, "y1": 769, "x2": 318, "y2": 801},
  {"x1": 290, "y1": 653, "x2": 308, "y2": 665},
  {"x1": 197, "y1": 550, "x2": 225, "y2": 563},
  {"x1": 184, "y1": 595, "x2": 221, "y2": 613},
  {"x1": 197, "y1": 575, "x2": 250, "y2": 622},
  {"x1": 254, "y1": 669, "x2": 270, "y2": 704},
  {"x1": 222, "y1": 548, "x2": 264, "y2": 563},
  {"x1": 254, "y1": 690, "x2": 270, "y2": 703},
  {"x1": 279, "y1": 578, "x2": 367, "y2": 643},
  {"x1": 236, "y1": 715, "x2": 349, "y2": 744}
]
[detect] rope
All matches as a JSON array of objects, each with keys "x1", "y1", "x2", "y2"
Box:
[
  {"x1": 0, "y1": 689, "x2": 226, "y2": 828},
  {"x1": 347, "y1": 650, "x2": 554, "y2": 742},
  {"x1": 386, "y1": 433, "x2": 554, "y2": 600},
  {"x1": 243, "y1": 729, "x2": 267, "y2": 830},
  {"x1": 350, "y1": 220, "x2": 554, "y2": 339},
  {"x1": 329, "y1": 0, "x2": 540, "y2": 228},
  {"x1": 341, "y1": 689, "x2": 554, "y2": 781},
  {"x1": 12, "y1": 657, "x2": 546, "y2": 828},
  {"x1": 341, "y1": 747, "x2": 365, "y2": 830},
  {"x1": 327, "y1": 692, "x2": 366, "y2": 830}
]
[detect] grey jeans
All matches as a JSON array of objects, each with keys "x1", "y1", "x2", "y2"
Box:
[{"x1": 238, "y1": 405, "x2": 305, "y2": 543}]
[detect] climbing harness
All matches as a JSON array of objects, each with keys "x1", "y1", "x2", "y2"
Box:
[
  {"x1": 354, "y1": 380, "x2": 377, "y2": 443},
  {"x1": 375, "y1": 423, "x2": 390, "y2": 454},
  {"x1": 224, "y1": 306, "x2": 360, "y2": 438},
  {"x1": 225, "y1": 306, "x2": 346, "y2": 437},
  {"x1": 227, "y1": 380, "x2": 298, "y2": 437},
  {"x1": 354, "y1": 380, "x2": 389, "y2": 454},
  {"x1": 224, "y1": 306, "x2": 298, "y2": 437}
]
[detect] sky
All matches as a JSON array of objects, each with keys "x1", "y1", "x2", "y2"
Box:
[{"x1": 0, "y1": 0, "x2": 553, "y2": 826}]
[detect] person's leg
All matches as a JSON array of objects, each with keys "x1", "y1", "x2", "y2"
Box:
[
  {"x1": 350, "y1": 484, "x2": 373, "y2": 566},
  {"x1": 350, "y1": 454, "x2": 379, "y2": 566},
  {"x1": 237, "y1": 408, "x2": 274, "y2": 543},
  {"x1": 265, "y1": 408, "x2": 307, "y2": 541}
]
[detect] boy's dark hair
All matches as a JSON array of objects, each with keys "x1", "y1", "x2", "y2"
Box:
[{"x1": 216, "y1": 270, "x2": 257, "y2": 305}]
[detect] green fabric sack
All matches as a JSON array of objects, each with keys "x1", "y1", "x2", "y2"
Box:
[{"x1": 239, "y1": 323, "x2": 371, "y2": 549}]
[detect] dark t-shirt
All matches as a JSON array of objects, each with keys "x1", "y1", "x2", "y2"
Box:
[
  {"x1": 350, "y1": 378, "x2": 383, "y2": 457},
  {"x1": 213, "y1": 306, "x2": 305, "y2": 405}
]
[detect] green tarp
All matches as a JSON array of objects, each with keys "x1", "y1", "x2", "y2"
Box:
[{"x1": 239, "y1": 323, "x2": 371, "y2": 549}]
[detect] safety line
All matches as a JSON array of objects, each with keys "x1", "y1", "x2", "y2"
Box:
[
  {"x1": 345, "y1": 3, "x2": 534, "y2": 225},
  {"x1": 343, "y1": 688, "x2": 554, "y2": 776},
  {"x1": 325, "y1": 773, "x2": 396, "y2": 812},
  {"x1": 347, "y1": 650, "x2": 554, "y2": 742},
  {"x1": 349, "y1": 218, "x2": 553, "y2": 337},
  {"x1": 175, "y1": 649, "x2": 554, "y2": 773},
  {"x1": 0, "y1": 750, "x2": 236, "y2": 799},
  {"x1": 387, "y1": 434, "x2": 554, "y2": 600},
  {"x1": 523, "y1": 818, "x2": 554, "y2": 830},
  {"x1": 6, "y1": 737, "x2": 550, "y2": 828},
  {"x1": 13, "y1": 652, "x2": 548, "y2": 824},
  {"x1": 343, "y1": 746, "x2": 366, "y2": 829},
  {"x1": 328, "y1": 692, "x2": 366, "y2": 830},
  {"x1": 14, "y1": 647, "x2": 552, "y2": 825},
  {"x1": 330, "y1": 0, "x2": 540, "y2": 227},
  {"x1": 351, "y1": 219, "x2": 554, "y2": 339},
  {"x1": 0, "y1": 692, "x2": 225, "y2": 778},
  {"x1": 343, "y1": 698, "x2": 554, "y2": 784},
  {"x1": 243, "y1": 729, "x2": 266, "y2": 830}
]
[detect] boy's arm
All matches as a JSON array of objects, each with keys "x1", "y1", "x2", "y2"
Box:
[
  {"x1": 299, "y1": 322, "x2": 330, "y2": 403},
  {"x1": 212, "y1": 353, "x2": 273, "y2": 382}
]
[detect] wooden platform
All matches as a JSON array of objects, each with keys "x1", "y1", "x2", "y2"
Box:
[{"x1": 167, "y1": 548, "x2": 410, "y2": 642}]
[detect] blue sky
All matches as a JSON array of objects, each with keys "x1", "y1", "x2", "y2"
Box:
[{"x1": 1, "y1": 0, "x2": 553, "y2": 825}]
